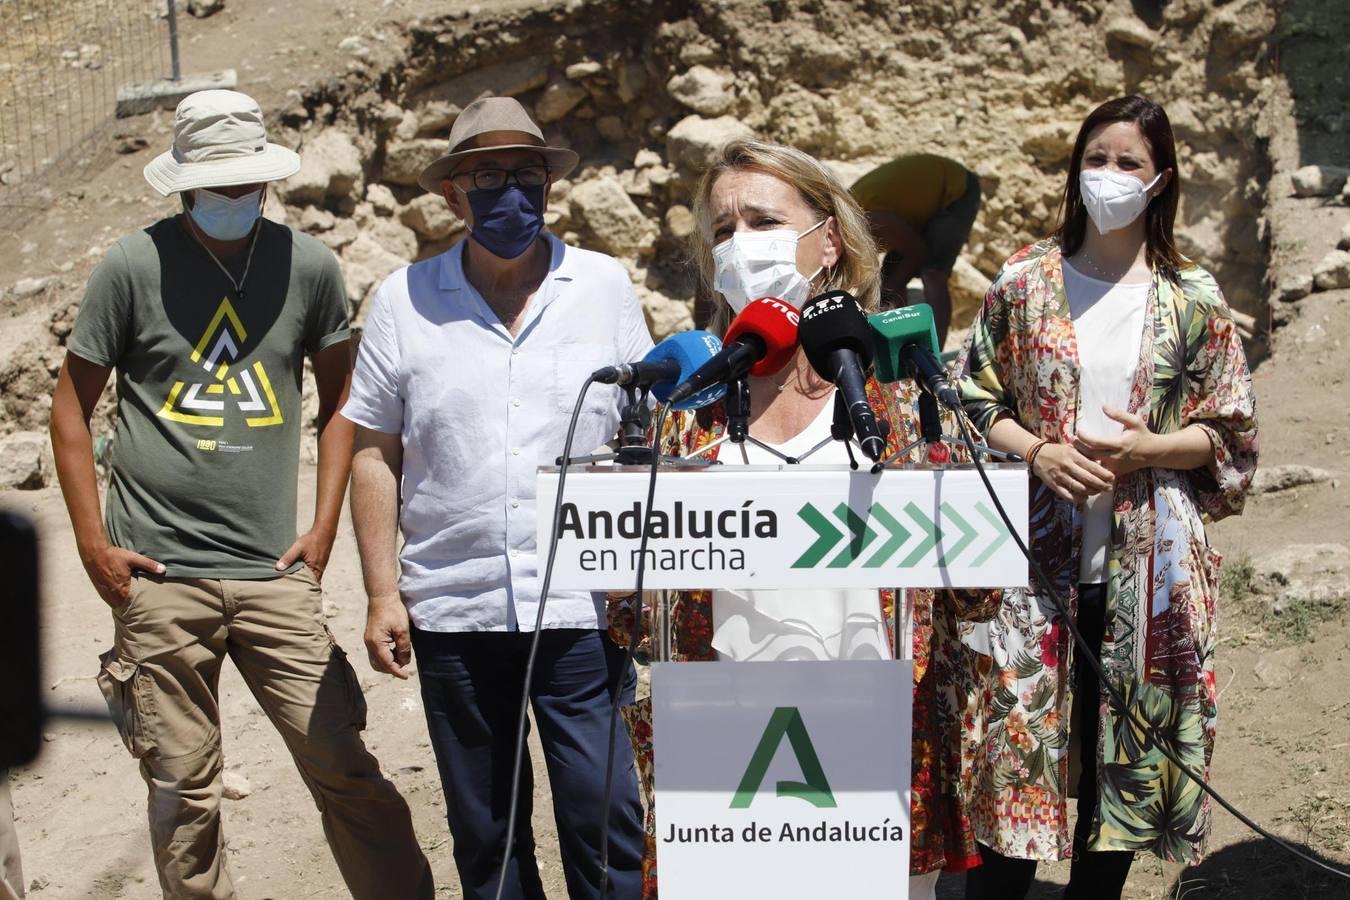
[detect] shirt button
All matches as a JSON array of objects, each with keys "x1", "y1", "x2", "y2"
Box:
[
  {"x1": 512, "y1": 447, "x2": 521, "y2": 456},
  {"x1": 511, "y1": 499, "x2": 520, "y2": 509},
  {"x1": 510, "y1": 548, "x2": 519, "y2": 557},
  {"x1": 512, "y1": 399, "x2": 521, "y2": 408},
  {"x1": 512, "y1": 348, "x2": 520, "y2": 356}
]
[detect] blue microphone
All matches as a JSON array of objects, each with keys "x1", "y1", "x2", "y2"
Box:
[{"x1": 592, "y1": 330, "x2": 727, "y2": 411}]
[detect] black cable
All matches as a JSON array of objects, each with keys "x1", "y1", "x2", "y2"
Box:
[
  {"x1": 494, "y1": 375, "x2": 597, "y2": 900},
  {"x1": 597, "y1": 402, "x2": 671, "y2": 899},
  {"x1": 953, "y1": 412, "x2": 1350, "y2": 883}
]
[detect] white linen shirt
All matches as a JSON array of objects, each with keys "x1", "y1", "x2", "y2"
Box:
[{"x1": 342, "y1": 234, "x2": 654, "y2": 632}]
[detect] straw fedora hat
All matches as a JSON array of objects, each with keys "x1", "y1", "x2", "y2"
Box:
[
  {"x1": 143, "y1": 90, "x2": 300, "y2": 196},
  {"x1": 416, "y1": 96, "x2": 579, "y2": 194}
]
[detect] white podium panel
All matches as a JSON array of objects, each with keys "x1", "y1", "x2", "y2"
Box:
[
  {"x1": 654, "y1": 661, "x2": 912, "y2": 900},
  {"x1": 537, "y1": 464, "x2": 1029, "y2": 590}
]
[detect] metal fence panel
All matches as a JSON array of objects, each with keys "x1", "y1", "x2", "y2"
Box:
[{"x1": 0, "y1": 0, "x2": 171, "y2": 219}]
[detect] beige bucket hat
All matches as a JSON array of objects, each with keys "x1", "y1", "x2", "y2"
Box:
[
  {"x1": 143, "y1": 89, "x2": 301, "y2": 196},
  {"x1": 416, "y1": 96, "x2": 579, "y2": 194}
]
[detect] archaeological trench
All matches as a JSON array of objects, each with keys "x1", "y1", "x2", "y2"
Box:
[{"x1": 2, "y1": 0, "x2": 1339, "y2": 463}]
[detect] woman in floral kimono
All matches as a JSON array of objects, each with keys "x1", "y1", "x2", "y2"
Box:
[
  {"x1": 954, "y1": 96, "x2": 1258, "y2": 899},
  {"x1": 607, "y1": 139, "x2": 999, "y2": 900}
]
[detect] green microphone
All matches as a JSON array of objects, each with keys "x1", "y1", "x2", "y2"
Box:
[{"x1": 867, "y1": 303, "x2": 960, "y2": 409}]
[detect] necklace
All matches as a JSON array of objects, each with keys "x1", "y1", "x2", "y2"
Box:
[
  {"x1": 1073, "y1": 251, "x2": 1135, "y2": 283},
  {"x1": 190, "y1": 219, "x2": 261, "y2": 301}
]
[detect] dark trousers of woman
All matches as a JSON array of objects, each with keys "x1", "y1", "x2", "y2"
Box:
[{"x1": 965, "y1": 583, "x2": 1135, "y2": 900}]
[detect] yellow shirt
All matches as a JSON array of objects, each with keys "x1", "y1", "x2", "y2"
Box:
[{"x1": 850, "y1": 154, "x2": 969, "y2": 227}]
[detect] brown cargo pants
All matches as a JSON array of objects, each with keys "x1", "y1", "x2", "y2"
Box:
[{"x1": 96, "y1": 567, "x2": 433, "y2": 900}]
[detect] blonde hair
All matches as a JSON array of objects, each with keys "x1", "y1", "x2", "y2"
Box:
[{"x1": 690, "y1": 139, "x2": 881, "y2": 337}]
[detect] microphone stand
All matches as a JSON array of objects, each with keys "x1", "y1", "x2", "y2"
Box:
[
  {"x1": 555, "y1": 383, "x2": 694, "y2": 467},
  {"x1": 685, "y1": 377, "x2": 797, "y2": 463},
  {"x1": 874, "y1": 391, "x2": 1021, "y2": 470},
  {"x1": 794, "y1": 389, "x2": 892, "y2": 469}
]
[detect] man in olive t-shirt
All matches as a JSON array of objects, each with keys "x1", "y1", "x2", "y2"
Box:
[{"x1": 48, "y1": 90, "x2": 432, "y2": 900}]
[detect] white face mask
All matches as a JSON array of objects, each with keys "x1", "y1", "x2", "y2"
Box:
[
  {"x1": 1079, "y1": 168, "x2": 1161, "y2": 235},
  {"x1": 188, "y1": 188, "x2": 264, "y2": 240},
  {"x1": 712, "y1": 218, "x2": 826, "y2": 313}
]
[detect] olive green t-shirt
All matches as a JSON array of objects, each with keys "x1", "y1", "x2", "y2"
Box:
[{"x1": 68, "y1": 216, "x2": 351, "y2": 579}]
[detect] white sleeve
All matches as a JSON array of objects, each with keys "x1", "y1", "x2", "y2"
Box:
[
  {"x1": 341, "y1": 277, "x2": 404, "y2": 434},
  {"x1": 620, "y1": 276, "x2": 655, "y2": 363}
]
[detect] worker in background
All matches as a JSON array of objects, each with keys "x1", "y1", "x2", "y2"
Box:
[{"x1": 851, "y1": 153, "x2": 982, "y2": 347}]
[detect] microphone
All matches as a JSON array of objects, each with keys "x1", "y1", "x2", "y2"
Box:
[
  {"x1": 591, "y1": 331, "x2": 728, "y2": 411},
  {"x1": 665, "y1": 297, "x2": 800, "y2": 406},
  {"x1": 868, "y1": 303, "x2": 960, "y2": 410},
  {"x1": 799, "y1": 290, "x2": 887, "y2": 461}
]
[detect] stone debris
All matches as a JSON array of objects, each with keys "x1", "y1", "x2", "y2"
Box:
[
  {"x1": 1291, "y1": 165, "x2": 1350, "y2": 199},
  {"x1": 1251, "y1": 464, "x2": 1334, "y2": 494},
  {"x1": 667, "y1": 66, "x2": 736, "y2": 117},
  {"x1": 1274, "y1": 272, "x2": 1313, "y2": 303},
  {"x1": 401, "y1": 194, "x2": 461, "y2": 241},
  {"x1": 186, "y1": 0, "x2": 225, "y2": 17},
  {"x1": 222, "y1": 770, "x2": 252, "y2": 800},
  {"x1": 1254, "y1": 543, "x2": 1350, "y2": 607},
  {"x1": 365, "y1": 183, "x2": 398, "y2": 217},
  {"x1": 1339, "y1": 221, "x2": 1350, "y2": 250},
  {"x1": 535, "y1": 80, "x2": 588, "y2": 124},
  {"x1": 11, "y1": 276, "x2": 53, "y2": 298},
  {"x1": 381, "y1": 139, "x2": 445, "y2": 187},
  {"x1": 282, "y1": 128, "x2": 364, "y2": 206},
  {"x1": 0, "y1": 432, "x2": 52, "y2": 490},
  {"x1": 665, "y1": 115, "x2": 754, "y2": 172},
  {"x1": 1312, "y1": 249, "x2": 1350, "y2": 292},
  {"x1": 569, "y1": 177, "x2": 659, "y2": 257}
]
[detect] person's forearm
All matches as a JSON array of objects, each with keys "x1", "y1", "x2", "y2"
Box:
[
  {"x1": 310, "y1": 408, "x2": 355, "y2": 538},
  {"x1": 1146, "y1": 423, "x2": 1215, "y2": 471},
  {"x1": 987, "y1": 416, "x2": 1040, "y2": 457},
  {"x1": 350, "y1": 443, "x2": 402, "y2": 600},
  {"x1": 49, "y1": 392, "x2": 108, "y2": 561}
]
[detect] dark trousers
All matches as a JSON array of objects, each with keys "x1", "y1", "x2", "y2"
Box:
[
  {"x1": 410, "y1": 627, "x2": 645, "y2": 900},
  {"x1": 965, "y1": 583, "x2": 1134, "y2": 900}
]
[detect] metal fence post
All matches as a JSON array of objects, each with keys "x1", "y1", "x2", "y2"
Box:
[{"x1": 166, "y1": 0, "x2": 182, "y2": 82}]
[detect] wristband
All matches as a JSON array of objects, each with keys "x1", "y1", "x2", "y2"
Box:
[{"x1": 1024, "y1": 439, "x2": 1048, "y2": 472}]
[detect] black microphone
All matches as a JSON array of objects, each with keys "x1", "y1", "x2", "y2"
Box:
[
  {"x1": 799, "y1": 290, "x2": 887, "y2": 462},
  {"x1": 868, "y1": 304, "x2": 961, "y2": 410}
]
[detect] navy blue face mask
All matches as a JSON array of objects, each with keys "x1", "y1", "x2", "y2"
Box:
[{"x1": 465, "y1": 183, "x2": 546, "y2": 259}]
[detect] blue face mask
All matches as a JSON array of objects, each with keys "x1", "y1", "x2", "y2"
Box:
[
  {"x1": 188, "y1": 188, "x2": 263, "y2": 240},
  {"x1": 465, "y1": 183, "x2": 546, "y2": 259}
]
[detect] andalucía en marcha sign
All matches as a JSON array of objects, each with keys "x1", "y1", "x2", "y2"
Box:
[{"x1": 536, "y1": 464, "x2": 1030, "y2": 590}]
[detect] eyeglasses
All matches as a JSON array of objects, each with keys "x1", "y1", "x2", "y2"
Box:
[{"x1": 451, "y1": 165, "x2": 551, "y2": 191}]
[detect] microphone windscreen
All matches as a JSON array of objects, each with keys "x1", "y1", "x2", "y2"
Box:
[
  {"x1": 868, "y1": 304, "x2": 942, "y2": 383},
  {"x1": 799, "y1": 291, "x2": 874, "y2": 382},
  {"x1": 724, "y1": 297, "x2": 800, "y2": 377},
  {"x1": 648, "y1": 330, "x2": 728, "y2": 410}
]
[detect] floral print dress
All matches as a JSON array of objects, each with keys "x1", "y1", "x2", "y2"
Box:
[
  {"x1": 954, "y1": 239, "x2": 1258, "y2": 863},
  {"x1": 607, "y1": 378, "x2": 1001, "y2": 897}
]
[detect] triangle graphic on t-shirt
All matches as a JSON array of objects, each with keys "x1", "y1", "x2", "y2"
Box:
[{"x1": 157, "y1": 296, "x2": 284, "y2": 428}]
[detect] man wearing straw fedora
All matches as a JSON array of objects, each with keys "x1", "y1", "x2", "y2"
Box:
[
  {"x1": 49, "y1": 89, "x2": 433, "y2": 899},
  {"x1": 344, "y1": 96, "x2": 648, "y2": 899}
]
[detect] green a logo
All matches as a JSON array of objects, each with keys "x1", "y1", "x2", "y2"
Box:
[{"x1": 731, "y1": 707, "x2": 837, "y2": 809}]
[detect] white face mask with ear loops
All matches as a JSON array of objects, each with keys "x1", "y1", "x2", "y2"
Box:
[
  {"x1": 1079, "y1": 168, "x2": 1161, "y2": 234},
  {"x1": 712, "y1": 218, "x2": 826, "y2": 313}
]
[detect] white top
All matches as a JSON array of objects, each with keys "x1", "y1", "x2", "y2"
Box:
[
  {"x1": 1062, "y1": 259, "x2": 1150, "y2": 584},
  {"x1": 343, "y1": 235, "x2": 654, "y2": 632},
  {"x1": 711, "y1": 398, "x2": 894, "y2": 662}
]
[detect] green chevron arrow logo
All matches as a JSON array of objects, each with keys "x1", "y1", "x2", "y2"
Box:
[
  {"x1": 972, "y1": 501, "x2": 1012, "y2": 566},
  {"x1": 937, "y1": 502, "x2": 977, "y2": 566},
  {"x1": 828, "y1": 502, "x2": 877, "y2": 568},
  {"x1": 793, "y1": 500, "x2": 1010, "y2": 569},
  {"x1": 899, "y1": 502, "x2": 942, "y2": 567},
  {"x1": 793, "y1": 502, "x2": 844, "y2": 568},
  {"x1": 864, "y1": 503, "x2": 911, "y2": 568}
]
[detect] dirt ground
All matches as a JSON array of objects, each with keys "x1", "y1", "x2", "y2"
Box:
[{"x1": 3, "y1": 1, "x2": 1350, "y2": 899}]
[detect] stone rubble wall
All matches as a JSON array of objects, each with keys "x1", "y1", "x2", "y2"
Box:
[{"x1": 269, "y1": 0, "x2": 1280, "y2": 343}]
